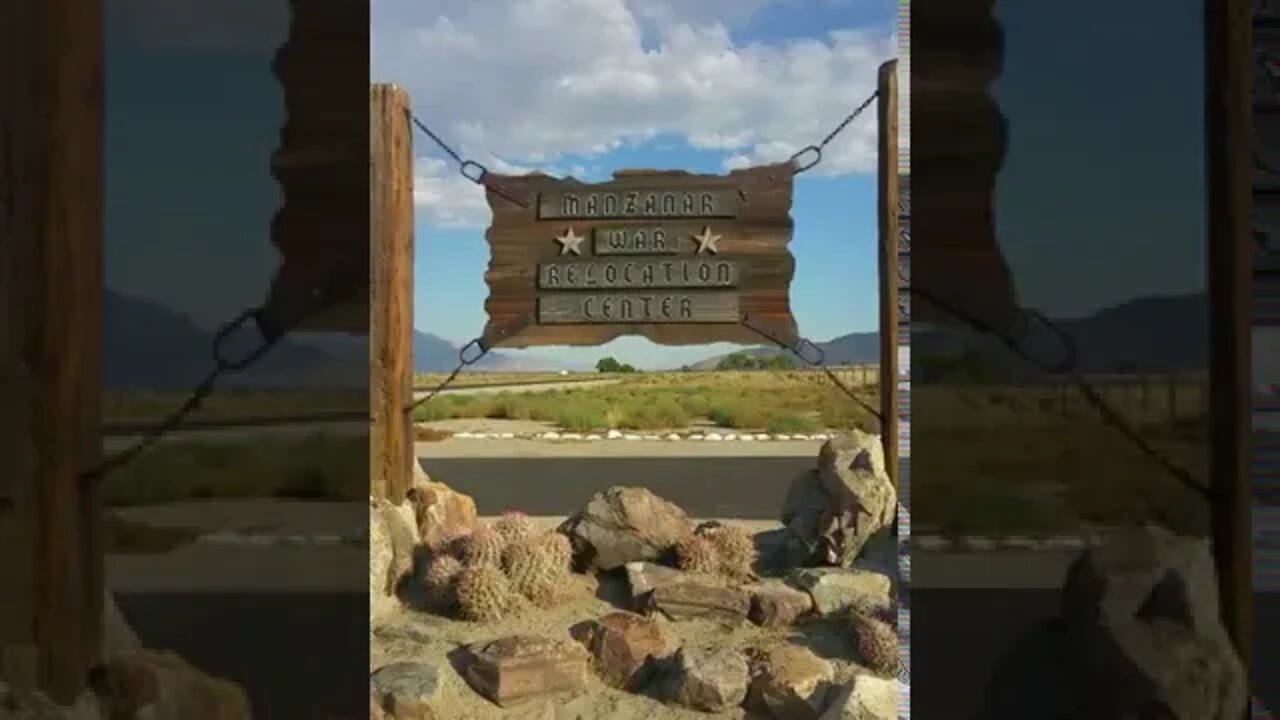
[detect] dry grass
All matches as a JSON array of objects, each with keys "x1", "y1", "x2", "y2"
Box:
[
  {"x1": 911, "y1": 383, "x2": 1212, "y2": 536},
  {"x1": 102, "y1": 433, "x2": 366, "y2": 506},
  {"x1": 104, "y1": 387, "x2": 366, "y2": 424},
  {"x1": 412, "y1": 369, "x2": 881, "y2": 434}
]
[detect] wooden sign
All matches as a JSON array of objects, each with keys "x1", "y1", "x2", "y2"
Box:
[{"x1": 482, "y1": 164, "x2": 798, "y2": 347}]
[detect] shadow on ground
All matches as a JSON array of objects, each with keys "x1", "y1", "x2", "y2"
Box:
[{"x1": 117, "y1": 593, "x2": 367, "y2": 719}]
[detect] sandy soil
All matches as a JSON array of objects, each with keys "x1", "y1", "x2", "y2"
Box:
[{"x1": 371, "y1": 571, "x2": 875, "y2": 720}]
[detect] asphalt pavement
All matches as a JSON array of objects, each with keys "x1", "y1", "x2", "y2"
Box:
[{"x1": 418, "y1": 455, "x2": 816, "y2": 518}]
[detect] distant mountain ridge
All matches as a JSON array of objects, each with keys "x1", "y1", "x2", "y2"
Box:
[
  {"x1": 103, "y1": 289, "x2": 562, "y2": 389},
  {"x1": 685, "y1": 293, "x2": 1209, "y2": 377},
  {"x1": 104, "y1": 290, "x2": 1209, "y2": 389}
]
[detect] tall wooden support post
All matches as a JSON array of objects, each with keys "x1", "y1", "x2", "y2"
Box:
[
  {"x1": 0, "y1": 0, "x2": 104, "y2": 703},
  {"x1": 878, "y1": 60, "x2": 901, "y2": 488},
  {"x1": 369, "y1": 85, "x2": 415, "y2": 503},
  {"x1": 1205, "y1": 0, "x2": 1252, "y2": 681}
]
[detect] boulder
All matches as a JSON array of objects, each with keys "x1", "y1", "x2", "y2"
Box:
[
  {"x1": 622, "y1": 562, "x2": 684, "y2": 607},
  {"x1": 747, "y1": 581, "x2": 815, "y2": 628},
  {"x1": 569, "y1": 612, "x2": 672, "y2": 690},
  {"x1": 749, "y1": 645, "x2": 836, "y2": 719},
  {"x1": 103, "y1": 588, "x2": 142, "y2": 659},
  {"x1": 819, "y1": 674, "x2": 899, "y2": 720},
  {"x1": 88, "y1": 649, "x2": 251, "y2": 720},
  {"x1": 644, "y1": 580, "x2": 750, "y2": 623},
  {"x1": 369, "y1": 662, "x2": 446, "y2": 720},
  {"x1": 558, "y1": 487, "x2": 692, "y2": 571},
  {"x1": 1057, "y1": 526, "x2": 1247, "y2": 720},
  {"x1": 782, "y1": 432, "x2": 897, "y2": 568},
  {"x1": 405, "y1": 479, "x2": 477, "y2": 551},
  {"x1": 0, "y1": 681, "x2": 100, "y2": 720},
  {"x1": 663, "y1": 647, "x2": 750, "y2": 713},
  {"x1": 788, "y1": 568, "x2": 893, "y2": 617},
  {"x1": 370, "y1": 497, "x2": 418, "y2": 616},
  {"x1": 460, "y1": 635, "x2": 589, "y2": 708}
]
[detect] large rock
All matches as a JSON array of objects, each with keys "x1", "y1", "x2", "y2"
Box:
[
  {"x1": 0, "y1": 681, "x2": 100, "y2": 720},
  {"x1": 370, "y1": 662, "x2": 445, "y2": 720},
  {"x1": 370, "y1": 497, "x2": 418, "y2": 616},
  {"x1": 559, "y1": 487, "x2": 692, "y2": 571},
  {"x1": 749, "y1": 645, "x2": 836, "y2": 719},
  {"x1": 782, "y1": 432, "x2": 897, "y2": 568},
  {"x1": 103, "y1": 589, "x2": 142, "y2": 660},
  {"x1": 644, "y1": 580, "x2": 750, "y2": 623},
  {"x1": 663, "y1": 647, "x2": 750, "y2": 713},
  {"x1": 747, "y1": 581, "x2": 815, "y2": 628},
  {"x1": 88, "y1": 649, "x2": 251, "y2": 720},
  {"x1": 460, "y1": 636, "x2": 589, "y2": 708},
  {"x1": 405, "y1": 479, "x2": 477, "y2": 551},
  {"x1": 1057, "y1": 526, "x2": 1247, "y2": 720},
  {"x1": 819, "y1": 674, "x2": 899, "y2": 720},
  {"x1": 569, "y1": 612, "x2": 672, "y2": 691},
  {"x1": 623, "y1": 562, "x2": 684, "y2": 607},
  {"x1": 788, "y1": 568, "x2": 893, "y2": 617}
]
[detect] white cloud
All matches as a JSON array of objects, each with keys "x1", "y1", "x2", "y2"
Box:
[{"x1": 374, "y1": 0, "x2": 895, "y2": 227}]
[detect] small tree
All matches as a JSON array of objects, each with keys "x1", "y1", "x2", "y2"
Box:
[{"x1": 596, "y1": 357, "x2": 638, "y2": 373}]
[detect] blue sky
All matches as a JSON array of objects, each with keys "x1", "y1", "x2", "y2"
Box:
[
  {"x1": 104, "y1": 0, "x2": 1209, "y2": 371},
  {"x1": 372, "y1": 0, "x2": 899, "y2": 369}
]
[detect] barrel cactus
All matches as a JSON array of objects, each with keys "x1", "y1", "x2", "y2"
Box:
[{"x1": 455, "y1": 563, "x2": 518, "y2": 622}]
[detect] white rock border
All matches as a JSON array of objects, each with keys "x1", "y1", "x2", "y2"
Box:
[{"x1": 439, "y1": 429, "x2": 839, "y2": 443}]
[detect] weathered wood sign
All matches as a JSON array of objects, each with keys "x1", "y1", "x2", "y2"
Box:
[{"x1": 482, "y1": 164, "x2": 798, "y2": 347}]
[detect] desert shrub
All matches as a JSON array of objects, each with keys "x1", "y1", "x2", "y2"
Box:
[{"x1": 766, "y1": 413, "x2": 820, "y2": 434}]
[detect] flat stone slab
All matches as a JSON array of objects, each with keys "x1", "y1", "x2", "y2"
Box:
[
  {"x1": 788, "y1": 567, "x2": 893, "y2": 616},
  {"x1": 460, "y1": 635, "x2": 590, "y2": 708},
  {"x1": 644, "y1": 579, "x2": 750, "y2": 622},
  {"x1": 370, "y1": 661, "x2": 446, "y2": 719}
]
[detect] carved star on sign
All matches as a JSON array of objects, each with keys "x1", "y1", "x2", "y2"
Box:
[
  {"x1": 692, "y1": 226, "x2": 721, "y2": 255},
  {"x1": 553, "y1": 227, "x2": 585, "y2": 255}
]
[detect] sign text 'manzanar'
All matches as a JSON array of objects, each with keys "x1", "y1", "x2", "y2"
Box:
[
  {"x1": 538, "y1": 259, "x2": 738, "y2": 291},
  {"x1": 538, "y1": 188, "x2": 739, "y2": 220},
  {"x1": 538, "y1": 292, "x2": 739, "y2": 324}
]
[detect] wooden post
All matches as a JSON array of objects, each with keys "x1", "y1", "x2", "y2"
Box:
[
  {"x1": 0, "y1": 0, "x2": 104, "y2": 703},
  {"x1": 370, "y1": 84, "x2": 415, "y2": 504},
  {"x1": 878, "y1": 59, "x2": 900, "y2": 487},
  {"x1": 1205, "y1": 0, "x2": 1252, "y2": 679}
]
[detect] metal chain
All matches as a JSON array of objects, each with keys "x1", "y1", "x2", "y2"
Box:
[
  {"x1": 403, "y1": 338, "x2": 492, "y2": 415},
  {"x1": 81, "y1": 266, "x2": 367, "y2": 484},
  {"x1": 407, "y1": 111, "x2": 530, "y2": 208},
  {"x1": 789, "y1": 90, "x2": 880, "y2": 174},
  {"x1": 403, "y1": 315, "x2": 535, "y2": 415},
  {"x1": 738, "y1": 314, "x2": 883, "y2": 422},
  {"x1": 907, "y1": 285, "x2": 1210, "y2": 503}
]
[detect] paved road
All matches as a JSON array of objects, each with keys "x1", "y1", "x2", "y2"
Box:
[
  {"x1": 117, "y1": 593, "x2": 367, "y2": 719},
  {"x1": 413, "y1": 378, "x2": 621, "y2": 400},
  {"x1": 418, "y1": 455, "x2": 816, "y2": 518}
]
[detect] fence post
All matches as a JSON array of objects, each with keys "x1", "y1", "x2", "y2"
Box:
[
  {"x1": 0, "y1": 0, "x2": 104, "y2": 702},
  {"x1": 877, "y1": 59, "x2": 900, "y2": 488},
  {"x1": 1206, "y1": 0, "x2": 1252, "y2": 676},
  {"x1": 370, "y1": 84, "x2": 415, "y2": 504}
]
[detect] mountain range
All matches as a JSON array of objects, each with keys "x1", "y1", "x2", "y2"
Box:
[
  {"x1": 104, "y1": 289, "x2": 1209, "y2": 390},
  {"x1": 686, "y1": 294, "x2": 1209, "y2": 378},
  {"x1": 104, "y1": 289, "x2": 564, "y2": 389}
]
